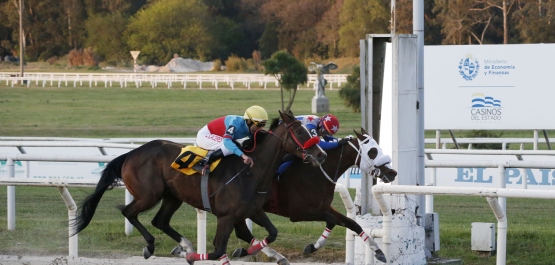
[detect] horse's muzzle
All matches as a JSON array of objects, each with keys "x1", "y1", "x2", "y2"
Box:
[
  {"x1": 381, "y1": 168, "x2": 397, "y2": 183},
  {"x1": 303, "y1": 151, "x2": 327, "y2": 166}
]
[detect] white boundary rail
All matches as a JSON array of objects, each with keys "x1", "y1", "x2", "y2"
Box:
[
  {"x1": 0, "y1": 72, "x2": 348, "y2": 90},
  {"x1": 372, "y1": 184, "x2": 555, "y2": 265}
]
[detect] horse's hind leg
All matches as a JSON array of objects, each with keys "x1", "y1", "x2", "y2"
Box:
[
  {"x1": 232, "y1": 220, "x2": 288, "y2": 265},
  {"x1": 120, "y1": 198, "x2": 160, "y2": 259},
  {"x1": 150, "y1": 194, "x2": 194, "y2": 257}
]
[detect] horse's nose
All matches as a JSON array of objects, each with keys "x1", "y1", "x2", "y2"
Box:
[
  {"x1": 317, "y1": 151, "x2": 327, "y2": 164},
  {"x1": 389, "y1": 170, "x2": 398, "y2": 178}
]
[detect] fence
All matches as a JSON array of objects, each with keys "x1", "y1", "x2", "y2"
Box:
[
  {"x1": 372, "y1": 184, "x2": 555, "y2": 265},
  {"x1": 0, "y1": 72, "x2": 349, "y2": 90},
  {"x1": 3, "y1": 138, "x2": 555, "y2": 263}
]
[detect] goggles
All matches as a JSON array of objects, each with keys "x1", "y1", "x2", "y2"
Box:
[{"x1": 252, "y1": 120, "x2": 267, "y2": 127}]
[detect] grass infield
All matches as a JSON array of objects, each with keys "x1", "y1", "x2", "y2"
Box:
[{"x1": 1, "y1": 84, "x2": 554, "y2": 264}]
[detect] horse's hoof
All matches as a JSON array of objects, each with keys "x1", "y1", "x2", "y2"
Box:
[
  {"x1": 171, "y1": 246, "x2": 183, "y2": 256},
  {"x1": 143, "y1": 247, "x2": 152, "y2": 259},
  {"x1": 375, "y1": 249, "x2": 387, "y2": 263},
  {"x1": 185, "y1": 253, "x2": 196, "y2": 265},
  {"x1": 232, "y1": 248, "x2": 248, "y2": 258},
  {"x1": 303, "y1": 244, "x2": 317, "y2": 255},
  {"x1": 277, "y1": 258, "x2": 290, "y2": 265}
]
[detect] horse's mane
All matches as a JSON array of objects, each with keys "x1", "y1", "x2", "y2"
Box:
[
  {"x1": 269, "y1": 117, "x2": 280, "y2": 130},
  {"x1": 241, "y1": 117, "x2": 279, "y2": 151}
]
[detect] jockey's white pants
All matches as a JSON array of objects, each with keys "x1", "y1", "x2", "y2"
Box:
[{"x1": 196, "y1": 125, "x2": 234, "y2": 156}]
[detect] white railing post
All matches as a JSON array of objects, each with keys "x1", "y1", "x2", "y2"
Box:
[
  {"x1": 7, "y1": 158, "x2": 15, "y2": 230},
  {"x1": 197, "y1": 209, "x2": 207, "y2": 253},
  {"x1": 125, "y1": 189, "x2": 134, "y2": 235},
  {"x1": 57, "y1": 186, "x2": 78, "y2": 257}
]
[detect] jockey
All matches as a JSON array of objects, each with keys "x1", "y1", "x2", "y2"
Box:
[
  {"x1": 296, "y1": 114, "x2": 345, "y2": 150},
  {"x1": 276, "y1": 114, "x2": 349, "y2": 178},
  {"x1": 192, "y1": 105, "x2": 268, "y2": 175}
]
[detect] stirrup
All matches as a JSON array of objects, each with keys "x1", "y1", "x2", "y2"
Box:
[{"x1": 192, "y1": 160, "x2": 207, "y2": 173}]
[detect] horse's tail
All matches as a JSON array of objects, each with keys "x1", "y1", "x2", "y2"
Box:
[{"x1": 70, "y1": 153, "x2": 128, "y2": 236}]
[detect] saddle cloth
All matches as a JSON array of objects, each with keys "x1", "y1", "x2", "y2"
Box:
[{"x1": 171, "y1": 146, "x2": 221, "y2": 175}]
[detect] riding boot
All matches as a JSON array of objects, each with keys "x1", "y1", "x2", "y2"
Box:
[{"x1": 192, "y1": 149, "x2": 224, "y2": 175}]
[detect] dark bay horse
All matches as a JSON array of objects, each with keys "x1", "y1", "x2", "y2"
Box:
[
  {"x1": 232, "y1": 128, "x2": 397, "y2": 263},
  {"x1": 71, "y1": 110, "x2": 326, "y2": 264}
]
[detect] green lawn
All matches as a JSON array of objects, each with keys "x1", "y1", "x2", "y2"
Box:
[{"x1": 1, "y1": 84, "x2": 555, "y2": 264}]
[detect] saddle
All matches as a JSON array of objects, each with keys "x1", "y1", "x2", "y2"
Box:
[{"x1": 171, "y1": 146, "x2": 222, "y2": 175}]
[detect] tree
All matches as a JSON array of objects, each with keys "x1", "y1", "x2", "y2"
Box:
[
  {"x1": 339, "y1": 65, "x2": 361, "y2": 112},
  {"x1": 339, "y1": 0, "x2": 389, "y2": 57},
  {"x1": 85, "y1": 12, "x2": 128, "y2": 63},
  {"x1": 434, "y1": 0, "x2": 487, "y2": 44},
  {"x1": 314, "y1": 0, "x2": 343, "y2": 58},
  {"x1": 262, "y1": 51, "x2": 308, "y2": 111},
  {"x1": 124, "y1": 0, "x2": 214, "y2": 64},
  {"x1": 260, "y1": 0, "x2": 333, "y2": 59},
  {"x1": 476, "y1": 0, "x2": 517, "y2": 44},
  {"x1": 513, "y1": 0, "x2": 555, "y2": 43}
]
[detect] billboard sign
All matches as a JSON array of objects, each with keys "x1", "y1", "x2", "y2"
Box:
[{"x1": 425, "y1": 44, "x2": 555, "y2": 130}]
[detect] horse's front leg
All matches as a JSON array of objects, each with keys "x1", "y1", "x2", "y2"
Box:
[
  {"x1": 328, "y1": 208, "x2": 386, "y2": 263},
  {"x1": 186, "y1": 215, "x2": 235, "y2": 265},
  {"x1": 232, "y1": 219, "x2": 288, "y2": 265},
  {"x1": 297, "y1": 211, "x2": 337, "y2": 255}
]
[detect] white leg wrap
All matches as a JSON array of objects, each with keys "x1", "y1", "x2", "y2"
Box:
[
  {"x1": 252, "y1": 238, "x2": 286, "y2": 262},
  {"x1": 220, "y1": 254, "x2": 230, "y2": 265},
  {"x1": 313, "y1": 228, "x2": 332, "y2": 249},
  {"x1": 359, "y1": 231, "x2": 379, "y2": 251},
  {"x1": 180, "y1": 237, "x2": 195, "y2": 253}
]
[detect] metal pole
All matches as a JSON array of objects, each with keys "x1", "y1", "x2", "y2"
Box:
[
  {"x1": 7, "y1": 158, "x2": 15, "y2": 230},
  {"x1": 19, "y1": 0, "x2": 24, "y2": 80}
]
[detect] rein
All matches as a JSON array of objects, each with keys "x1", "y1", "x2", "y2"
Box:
[
  {"x1": 210, "y1": 164, "x2": 251, "y2": 197},
  {"x1": 318, "y1": 137, "x2": 379, "y2": 184},
  {"x1": 213, "y1": 120, "x2": 319, "y2": 195},
  {"x1": 267, "y1": 120, "x2": 320, "y2": 160}
]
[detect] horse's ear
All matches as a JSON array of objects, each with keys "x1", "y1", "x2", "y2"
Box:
[
  {"x1": 354, "y1": 129, "x2": 364, "y2": 140},
  {"x1": 361, "y1": 127, "x2": 368, "y2": 135},
  {"x1": 280, "y1": 110, "x2": 294, "y2": 123}
]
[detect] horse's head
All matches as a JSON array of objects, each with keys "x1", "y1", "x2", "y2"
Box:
[
  {"x1": 272, "y1": 110, "x2": 326, "y2": 166},
  {"x1": 353, "y1": 128, "x2": 397, "y2": 183}
]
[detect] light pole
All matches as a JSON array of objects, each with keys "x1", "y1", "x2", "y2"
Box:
[
  {"x1": 19, "y1": 0, "x2": 24, "y2": 80},
  {"x1": 130, "y1": 51, "x2": 140, "y2": 73}
]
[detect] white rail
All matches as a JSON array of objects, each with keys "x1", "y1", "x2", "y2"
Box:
[
  {"x1": 0, "y1": 72, "x2": 349, "y2": 90},
  {"x1": 372, "y1": 184, "x2": 555, "y2": 265}
]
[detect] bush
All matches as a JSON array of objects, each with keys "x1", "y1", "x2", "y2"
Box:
[
  {"x1": 47, "y1": 56, "x2": 58, "y2": 65},
  {"x1": 68, "y1": 47, "x2": 98, "y2": 67},
  {"x1": 461, "y1": 130, "x2": 506, "y2": 150},
  {"x1": 225, "y1": 54, "x2": 247, "y2": 72},
  {"x1": 212, "y1": 59, "x2": 222, "y2": 71},
  {"x1": 339, "y1": 65, "x2": 361, "y2": 112}
]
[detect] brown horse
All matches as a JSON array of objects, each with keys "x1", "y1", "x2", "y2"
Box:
[
  {"x1": 71, "y1": 110, "x2": 326, "y2": 265},
  {"x1": 231, "y1": 128, "x2": 397, "y2": 263}
]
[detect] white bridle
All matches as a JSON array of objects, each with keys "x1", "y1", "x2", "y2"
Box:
[{"x1": 319, "y1": 134, "x2": 392, "y2": 184}]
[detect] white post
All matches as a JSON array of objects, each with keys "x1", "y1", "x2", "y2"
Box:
[
  {"x1": 197, "y1": 209, "x2": 207, "y2": 253},
  {"x1": 125, "y1": 189, "x2": 133, "y2": 235},
  {"x1": 534, "y1": 130, "x2": 538, "y2": 150},
  {"x1": 57, "y1": 186, "x2": 78, "y2": 257},
  {"x1": 7, "y1": 158, "x2": 15, "y2": 230},
  {"x1": 486, "y1": 197, "x2": 507, "y2": 265},
  {"x1": 344, "y1": 170, "x2": 351, "y2": 188},
  {"x1": 498, "y1": 166, "x2": 506, "y2": 212}
]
